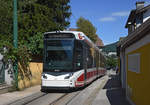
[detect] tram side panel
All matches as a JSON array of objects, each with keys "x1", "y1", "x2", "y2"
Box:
[
  {"x1": 74, "y1": 41, "x2": 87, "y2": 87},
  {"x1": 84, "y1": 44, "x2": 97, "y2": 85},
  {"x1": 96, "y1": 52, "x2": 106, "y2": 77},
  {"x1": 73, "y1": 40, "x2": 85, "y2": 87},
  {"x1": 101, "y1": 53, "x2": 106, "y2": 75},
  {"x1": 75, "y1": 42, "x2": 96, "y2": 87}
]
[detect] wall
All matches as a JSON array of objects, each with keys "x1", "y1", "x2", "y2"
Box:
[
  {"x1": 5, "y1": 64, "x2": 14, "y2": 85},
  {"x1": 0, "y1": 53, "x2": 14, "y2": 85},
  {"x1": 120, "y1": 51, "x2": 126, "y2": 89},
  {"x1": 125, "y1": 34, "x2": 150, "y2": 105},
  {"x1": 18, "y1": 62, "x2": 43, "y2": 90}
]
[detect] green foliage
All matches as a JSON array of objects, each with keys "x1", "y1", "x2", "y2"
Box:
[
  {"x1": 17, "y1": 0, "x2": 71, "y2": 55},
  {"x1": 0, "y1": 0, "x2": 13, "y2": 38},
  {"x1": 0, "y1": 42, "x2": 30, "y2": 67},
  {"x1": 76, "y1": 17, "x2": 97, "y2": 42},
  {"x1": 106, "y1": 57, "x2": 118, "y2": 69},
  {"x1": 27, "y1": 32, "x2": 43, "y2": 55},
  {"x1": 0, "y1": 0, "x2": 71, "y2": 56},
  {"x1": 36, "y1": 0, "x2": 71, "y2": 28},
  {"x1": 18, "y1": 0, "x2": 71, "y2": 37}
]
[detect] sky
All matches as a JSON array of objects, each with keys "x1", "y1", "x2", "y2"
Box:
[{"x1": 69, "y1": 0, "x2": 150, "y2": 45}]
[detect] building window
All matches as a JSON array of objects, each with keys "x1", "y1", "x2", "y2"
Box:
[
  {"x1": 128, "y1": 53, "x2": 140, "y2": 73},
  {"x1": 136, "y1": 13, "x2": 143, "y2": 28}
]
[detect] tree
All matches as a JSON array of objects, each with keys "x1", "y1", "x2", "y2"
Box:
[
  {"x1": 0, "y1": 0, "x2": 13, "y2": 43},
  {"x1": 0, "y1": 0, "x2": 71, "y2": 55},
  {"x1": 76, "y1": 17, "x2": 97, "y2": 42},
  {"x1": 106, "y1": 57, "x2": 118, "y2": 69},
  {"x1": 18, "y1": 0, "x2": 71, "y2": 55},
  {"x1": 36, "y1": 0, "x2": 71, "y2": 29},
  {"x1": 0, "y1": 0, "x2": 72, "y2": 57}
]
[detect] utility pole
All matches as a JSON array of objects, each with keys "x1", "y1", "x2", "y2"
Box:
[{"x1": 13, "y1": 0, "x2": 18, "y2": 89}]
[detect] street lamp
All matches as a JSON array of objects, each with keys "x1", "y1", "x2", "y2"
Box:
[{"x1": 13, "y1": 0, "x2": 18, "y2": 89}]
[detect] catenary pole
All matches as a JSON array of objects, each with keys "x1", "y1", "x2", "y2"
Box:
[{"x1": 13, "y1": 0, "x2": 18, "y2": 89}]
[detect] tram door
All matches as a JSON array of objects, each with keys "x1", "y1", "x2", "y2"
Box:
[{"x1": 83, "y1": 45, "x2": 87, "y2": 85}]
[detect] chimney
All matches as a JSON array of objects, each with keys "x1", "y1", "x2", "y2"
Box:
[{"x1": 136, "y1": 1, "x2": 145, "y2": 9}]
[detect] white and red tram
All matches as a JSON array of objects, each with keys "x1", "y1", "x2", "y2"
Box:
[{"x1": 41, "y1": 31, "x2": 106, "y2": 91}]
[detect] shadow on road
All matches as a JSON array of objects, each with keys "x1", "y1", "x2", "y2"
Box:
[{"x1": 103, "y1": 74, "x2": 131, "y2": 105}]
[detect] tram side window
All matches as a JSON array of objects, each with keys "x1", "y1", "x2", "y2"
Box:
[
  {"x1": 95, "y1": 50, "x2": 99, "y2": 68},
  {"x1": 100, "y1": 53, "x2": 104, "y2": 67},
  {"x1": 87, "y1": 47, "x2": 93, "y2": 68},
  {"x1": 75, "y1": 40, "x2": 83, "y2": 70},
  {"x1": 93, "y1": 51, "x2": 97, "y2": 67}
]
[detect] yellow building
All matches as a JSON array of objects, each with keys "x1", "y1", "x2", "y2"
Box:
[{"x1": 117, "y1": 2, "x2": 150, "y2": 105}]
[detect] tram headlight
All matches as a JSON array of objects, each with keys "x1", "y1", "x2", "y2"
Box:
[
  {"x1": 64, "y1": 73, "x2": 73, "y2": 79},
  {"x1": 64, "y1": 75, "x2": 70, "y2": 79},
  {"x1": 42, "y1": 74, "x2": 47, "y2": 79}
]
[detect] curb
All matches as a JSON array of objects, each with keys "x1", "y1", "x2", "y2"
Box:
[
  {"x1": 0, "y1": 84, "x2": 12, "y2": 94},
  {"x1": 83, "y1": 75, "x2": 109, "y2": 105}
]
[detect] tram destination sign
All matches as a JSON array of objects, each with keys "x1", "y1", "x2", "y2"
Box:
[{"x1": 44, "y1": 33, "x2": 75, "y2": 39}]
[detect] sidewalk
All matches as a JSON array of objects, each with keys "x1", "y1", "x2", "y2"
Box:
[
  {"x1": 92, "y1": 72, "x2": 131, "y2": 105},
  {"x1": 0, "y1": 85, "x2": 40, "y2": 105}
]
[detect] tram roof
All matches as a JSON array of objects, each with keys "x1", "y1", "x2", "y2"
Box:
[{"x1": 44, "y1": 30, "x2": 85, "y2": 37}]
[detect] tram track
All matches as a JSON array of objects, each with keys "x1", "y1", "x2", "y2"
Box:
[
  {"x1": 6, "y1": 90, "x2": 81, "y2": 105},
  {"x1": 49, "y1": 76, "x2": 108, "y2": 105},
  {"x1": 64, "y1": 91, "x2": 81, "y2": 105},
  {"x1": 6, "y1": 92, "x2": 48, "y2": 105},
  {"x1": 49, "y1": 93, "x2": 69, "y2": 105},
  {"x1": 50, "y1": 90, "x2": 81, "y2": 105},
  {"x1": 21, "y1": 93, "x2": 48, "y2": 105},
  {"x1": 24, "y1": 92, "x2": 68, "y2": 105}
]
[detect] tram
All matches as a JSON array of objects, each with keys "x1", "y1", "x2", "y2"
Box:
[{"x1": 41, "y1": 31, "x2": 106, "y2": 91}]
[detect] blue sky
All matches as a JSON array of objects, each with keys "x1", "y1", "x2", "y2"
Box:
[{"x1": 69, "y1": 0, "x2": 150, "y2": 45}]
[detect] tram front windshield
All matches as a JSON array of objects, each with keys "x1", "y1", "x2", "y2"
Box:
[{"x1": 44, "y1": 39, "x2": 74, "y2": 72}]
